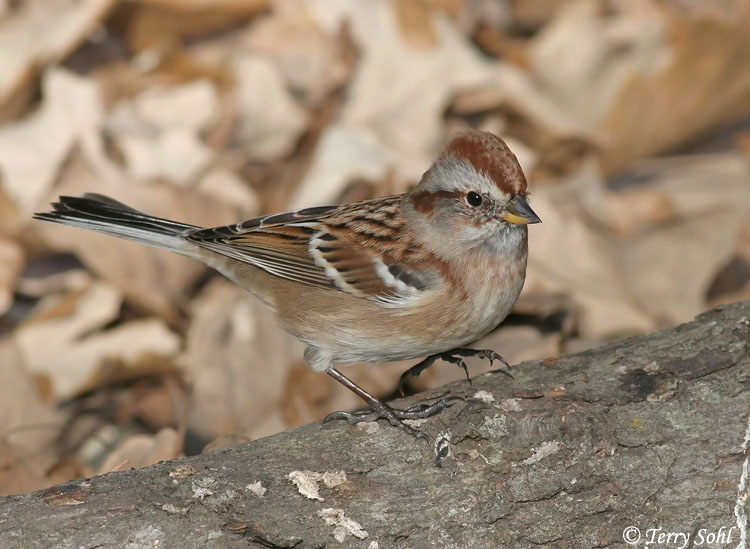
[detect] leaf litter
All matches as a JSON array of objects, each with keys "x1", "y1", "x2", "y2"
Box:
[{"x1": 0, "y1": 0, "x2": 747, "y2": 495}]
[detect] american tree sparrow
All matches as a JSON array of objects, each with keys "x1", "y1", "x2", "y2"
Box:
[{"x1": 34, "y1": 130, "x2": 541, "y2": 439}]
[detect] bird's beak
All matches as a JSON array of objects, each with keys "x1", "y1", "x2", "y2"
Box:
[{"x1": 501, "y1": 195, "x2": 542, "y2": 225}]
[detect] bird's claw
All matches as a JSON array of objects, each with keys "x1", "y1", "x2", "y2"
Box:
[
  {"x1": 323, "y1": 395, "x2": 463, "y2": 441},
  {"x1": 398, "y1": 348, "x2": 512, "y2": 395}
]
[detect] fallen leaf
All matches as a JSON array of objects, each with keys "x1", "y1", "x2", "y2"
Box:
[
  {"x1": 243, "y1": 3, "x2": 354, "y2": 106},
  {"x1": 0, "y1": 68, "x2": 103, "y2": 214},
  {"x1": 179, "y1": 279, "x2": 303, "y2": 440},
  {"x1": 14, "y1": 282, "x2": 181, "y2": 400},
  {"x1": 0, "y1": 238, "x2": 24, "y2": 315},
  {"x1": 528, "y1": 0, "x2": 666, "y2": 133},
  {"x1": 133, "y1": 78, "x2": 219, "y2": 131},
  {"x1": 123, "y1": 0, "x2": 270, "y2": 53},
  {"x1": 454, "y1": 0, "x2": 750, "y2": 176},
  {"x1": 97, "y1": 427, "x2": 181, "y2": 474},
  {"x1": 0, "y1": 440, "x2": 59, "y2": 497},
  {"x1": 0, "y1": 185, "x2": 20, "y2": 236},
  {"x1": 35, "y1": 153, "x2": 248, "y2": 318},
  {"x1": 607, "y1": 153, "x2": 750, "y2": 326},
  {"x1": 296, "y1": 0, "x2": 498, "y2": 196},
  {"x1": 119, "y1": 127, "x2": 213, "y2": 185},
  {"x1": 230, "y1": 52, "x2": 309, "y2": 161},
  {"x1": 289, "y1": 125, "x2": 391, "y2": 209},
  {"x1": 524, "y1": 161, "x2": 659, "y2": 337},
  {"x1": 599, "y1": 1, "x2": 750, "y2": 172},
  {"x1": 106, "y1": 83, "x2": 216, "y2": 185},
  {"x1": 334, "y1": 0, "x2": 494, "y2": 157},
  {"x1": 198, "y1": 166, "x2": 260, "y2": 215},
  {"x1": 0, "y1": 337, "x2": 64, "y2": 496},
  {"x1": 590, "y1": 186, "x2": 676, "y2": 239},
  {"x1": 525, "y1": 151, "x2": 750, "y2": 336},
  {"x1": 0, "y1": 0, "x2": 114, "y2": 113}
]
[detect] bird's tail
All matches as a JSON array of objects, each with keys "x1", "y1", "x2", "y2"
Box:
[{"x1": 33, "y1": 194, "x2": 201, "y2": 255}]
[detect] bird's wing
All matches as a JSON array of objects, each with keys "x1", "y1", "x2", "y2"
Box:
[{"x1": 186, "y1": 197, "x2": 443, "y2": 307}]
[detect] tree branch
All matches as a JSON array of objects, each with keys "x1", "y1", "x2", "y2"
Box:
[{"x1": 2, "y1": 302, "x2": 749, "y2": 548}]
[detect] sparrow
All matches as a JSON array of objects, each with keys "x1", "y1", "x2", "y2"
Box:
[{"x1": 34, "y1": 130, "x2": 541, "y2": 440}]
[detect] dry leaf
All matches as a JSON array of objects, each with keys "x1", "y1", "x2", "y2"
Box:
[
  {"x1": 531, "y1": 0, "x2": 750, "y2": 171},
  {"x1": 0, "y1": 338, "x2": 64, "y2": 496},
  {"x1": 133, "y1": 0, "x2": 265, "y2": 8},
  {"x1": 113, "y1": 374, "x2": 187, "y2": 431},
  {"x1": 0, "y1": 440, "x2": 55, "y2": 497},
  {"x1": 123, "y1": 0, "x2": 269, "y2": 53},
  {"x1": 300, "y1": 0, "x2": 496, "y2": 192},
  {"x1": 290, "y1": 125, "x2": 391, "y2": 209},
  {"x1": 97, "y1": 427, "x2": 181, "y2": 474},
  {"x1": 198, "y1": 166, "x2": 260, "y2": 214},
  {"x1": 455, "y1": 0, "x2": 750, "y2": 176},
  {"x1": 707, "y1": 217, "x2": 750, "y2": 307},
  {"x1": 0, "y1": 68, "x2": 103, "y2": 214},
  {"x1": 0, "y1": 337, "x2": 61, "y2": 450},
  {"x1": 35, "y1": 153, "x2": 249, "y2": 318},
  {"x1": 599, "y1": 1, "x2": 750, "y2": 172},
  {"x1": 524, "y1": 162, "x2": 659, "y2": 337},
  {"x1": 0, "y1": 0, "x2": 114, "y2": 113},
  {"x1": 0, "y1": 238, "x2": 24, "y2": 315},
  {"x1": 0, "y1": 185, "x2": 21, "y2": 237},
  {"x1": 118, "y1": 127, "x2": 212, "y2": 185},
  {"x1": 391, "y1": 0, "x2": 439, "y2": 48},
  {"x1": 14, "y1": 282, "x2": 181, "y2": 400},
  {"x1": 506, "y1": 0, "x2": 565, "y2": 31},
  {"x1": 16, "y1": 269, "x2": 93, "y2": 301},
  {"x1": 590, "y1": 186, "x2": 676, "y2": 239},
  {"x1": 606, "y1": 153, "x2": 750, "y2": 326},
  {"x1": 133, "y1": 79, "x2": 219, "y2": 131},
  {"x1": 243, "y1": 3, "x2": 353, "y2": 106},
  {"x1": 230, "y1": 52, "x2": 308, "y2": 161},
  {"x1": 526, "y1": 151, "x2": 750, "y2": 336},
  {"x1": 106, "y1": 81, "x2": 218, "y2": 185},
  {"x1": 334, "y1": 0, "x2": 494, "y2": 157},
  {"x1": 179, "y1": 279, "x2": 303, "y2": 440},
  {"x1": 529, "y1": 0, "x2": 668, "y2": 133}
]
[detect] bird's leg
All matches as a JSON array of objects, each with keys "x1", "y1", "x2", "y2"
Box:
[
  {"x1": 399, "y1": 348, "x2": 513, "y2": 395},
  {"x1": 323, "y1": 368, "x2": 461, "y2": 441}
]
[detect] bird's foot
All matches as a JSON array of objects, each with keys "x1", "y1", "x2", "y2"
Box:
[
  {"x1": 399, "y1": 348, "x2": 513, "y2": 395},
  {"x1": 323, "y1": 395, "x2": 463, "y2": 441}
]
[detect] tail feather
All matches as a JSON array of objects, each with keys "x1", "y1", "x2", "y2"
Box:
[{"x1": 33, "y1": 194, "x2": 201, "y2": 255}]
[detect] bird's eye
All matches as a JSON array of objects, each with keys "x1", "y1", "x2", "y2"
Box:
[{"x1": 466, "y1": 192, "x2": 483, "y2": 207}]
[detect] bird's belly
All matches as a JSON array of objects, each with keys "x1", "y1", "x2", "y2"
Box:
[
  {"x1": 280, "y1": 249, "x2": 527, "y2": 367},
  {"x1": 311, "y1": 278, "x2": 523, "y2": 365}
]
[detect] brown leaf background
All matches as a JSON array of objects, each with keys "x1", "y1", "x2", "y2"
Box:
[{"x1": 0, "y1": 0, "x2": 748, "y2": 495}]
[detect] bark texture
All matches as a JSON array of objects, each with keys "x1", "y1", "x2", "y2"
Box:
[{"x1": 1, "y1": 302, "x2": 749, "y2": 549}]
